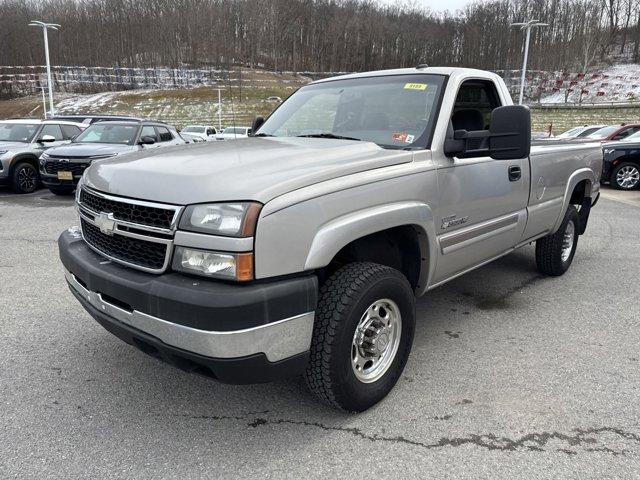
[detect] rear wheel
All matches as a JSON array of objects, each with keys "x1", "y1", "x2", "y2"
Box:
[
  {"x1": 611, "y1": 162, "x2": 640, "y2": 190},
  {"x1": 12, "y1": 161, "x2": 39, "y2": 194},
  {"x1": 304, "y1": 262, "x2": 415, "y2": 412},
  {"x1": 535, "y1": 205, "x2": 579, "y2": 276},
  {"x1": 48, "y1": 185, "x2": 75, "y2": 196}
]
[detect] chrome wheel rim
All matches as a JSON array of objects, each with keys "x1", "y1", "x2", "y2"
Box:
[
  {"x1": 616, "y1": 165, "x2": 640, "y2": 189},
  {"x1": 351, "y1": 298, "x2": 402, "y2": 383},
  {"x1": 18, "y1": 166, "x2": 37, "y2": 192},
  {"x1": 561, "y1": 220, "x2": 575, "y2": 263}
]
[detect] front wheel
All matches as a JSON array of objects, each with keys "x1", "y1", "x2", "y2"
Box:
[
  {"x1": 304, "y1": 262, "x2": 415, "y2": 412},
  {"x1": 535, "y1": 205, "x2": 579, "y2": 276},
  {"x1": 611, "y1": 162, "x2": 640, "y2": 190},
  {"x1": 12, "y1": 161, "x2": 39, "y2": 194}
]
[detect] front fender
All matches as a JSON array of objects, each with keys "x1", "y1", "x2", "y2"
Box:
[{"x1": 304, "y1": 201, "x2": 437, "y2": 294}]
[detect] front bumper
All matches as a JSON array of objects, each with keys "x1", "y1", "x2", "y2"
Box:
[
  {"x1": 40, "y1": 171, "x2": 82, "y2": 187},
  {"x1": 59, "y1": 229, "x2": 318, "y2": 383}
]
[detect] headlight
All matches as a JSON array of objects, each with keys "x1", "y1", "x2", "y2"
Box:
[
  {"x1": 75, "y1": 174, "x2": 85, "y2": 204},
  {"x1": 172, "y1": 247, "x2": 253, "y2": 281},
  {"x1": 179, "y1": 202, "x2": 261, "y2": 237}
]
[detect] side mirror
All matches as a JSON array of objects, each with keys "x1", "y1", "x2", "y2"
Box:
[
  {"x1": 38, "y1": 134, "x2": 56, "y2": 143},
  {"x1": 489, "y1": 105, "x2": 531, "y2": 160},
  {"x1": 139, "y1": 135, "x2": 156, "y2": 145},
  {"x1": 251, "y1": 116, "x2": 265, "y2": 136}
]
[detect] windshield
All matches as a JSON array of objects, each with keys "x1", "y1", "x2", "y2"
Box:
[
  {"x1": 576, "y1": 127, "x2": 603, "y2": 138},
  {"x1": 222, "y1": 127, "x2": 247, "y2": 135},
  {"x1": 586, "y1": 126, "x2": 617, "y2": 139},
  {"x1": 0, "y1": 123, "x2": 39, "y2": 143},
  {"x1": 557, "y1": 127, "x2": 585, "y2": 138},
  {"x1": 183, "y1": 126, "x2": 205, "y2": 133},
  {"x1": 74, "y1": 123, "x2": 139, "y2": 145},
  {"x1": 621, "y1": 131, "x2": 640, "y2": 142},
  {"x1": 257, "y1": 74, "x2": 445, "y2": 148}
]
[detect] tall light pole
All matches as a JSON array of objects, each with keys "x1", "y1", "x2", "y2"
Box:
[
  {"x1": 214, "y1": 88, "x2": 223, "y2": 131},
  {"x1": 29, "y1": 21, "x2": 60, "y2": 118},
  {"x1": 511, "y1": 20, "x2": 548, "y2": 105}
]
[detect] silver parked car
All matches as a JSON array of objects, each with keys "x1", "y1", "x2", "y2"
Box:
[
  {"x1": 59, "y1": 67, "x2": 602, "y2": 411},
  {"x1": 0, "y1": 119, "x2": 86, "y2": 193}
]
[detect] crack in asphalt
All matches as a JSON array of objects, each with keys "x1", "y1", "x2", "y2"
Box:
[{"x1": 176, "y1": 411, "x2": 639, "y2": 455}]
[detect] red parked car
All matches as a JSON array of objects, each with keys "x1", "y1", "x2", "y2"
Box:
[{"x1": 585, "y1": 124, "x2": 640, "y2": 142}]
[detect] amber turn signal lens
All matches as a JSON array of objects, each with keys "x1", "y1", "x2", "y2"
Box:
[{"x1": 236, "y1": 252, "x2": 254, "y2": 281}]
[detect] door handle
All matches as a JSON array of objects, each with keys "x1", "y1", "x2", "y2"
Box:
[{"x1": 508, "y1": 165, "x2": 521, "y2": 181}]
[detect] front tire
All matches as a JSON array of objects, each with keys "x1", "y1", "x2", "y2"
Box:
[
  {"x1": 535, "y1": 205, "x2": 579, "y2": 276},
  {"x1": 12, "y1": 161, "x2": 39, "y2": 194},
  {"x1": 611, "y1": 162, "x2": 640, "y2": 190},
  {"x1": 304, "y1": 262, "x2": 415, "y2": 412}
]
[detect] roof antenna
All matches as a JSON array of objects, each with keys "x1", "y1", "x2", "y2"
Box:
[{"x1": 416, "y1": 64, "x2": 429, "y2": 69}]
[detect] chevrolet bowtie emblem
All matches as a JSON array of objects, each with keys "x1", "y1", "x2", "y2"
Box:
[{"x1": 95, "y1": 212, "x2": 116, "y2": 235}]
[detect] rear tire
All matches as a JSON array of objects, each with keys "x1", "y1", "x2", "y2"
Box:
[
  {"x1": 610, "y1": 162, "x2": 640, "y2": 190},
  {"x1": 48, "y1": 185, "x2": 75, "y2": 196},
  {"x1": 535, "y1": 205, "x2": 579, "y2": 276},
  {"x1": 304, "y1": 262, "x2": 415, "y2": 412},
  {"x1": 11, "y1": 161, "x2": 39, "y2": 194}
]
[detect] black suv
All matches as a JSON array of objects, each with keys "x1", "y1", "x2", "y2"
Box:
[{"x1": 40, "y1": 120, "x2": 185, "y2": 195}]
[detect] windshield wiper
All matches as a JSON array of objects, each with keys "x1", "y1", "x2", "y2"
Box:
[
  {"x1": 296, "y1": 133, "x2": 361, "y2": 141},
  {"x1": 253, "y1": 133, "x2": 274, "y2": 137}
]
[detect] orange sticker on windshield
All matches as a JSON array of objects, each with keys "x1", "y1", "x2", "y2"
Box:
[{"x1": 404, "y1": 82, "x2": 428, "y2": 90}]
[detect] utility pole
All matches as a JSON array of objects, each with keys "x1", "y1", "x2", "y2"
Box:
[
  {"x1": 214, "y1": 88, "x2": 223, "y2": 131},
  {"x1": 29, "y1": 20, "x2": 60, "y2": 117},
  {"x1": 511, "y1": 20, "x2": 548, "y2": 105},
  {"x1": 39, "y1": 86, "x2": 47, "y2": 119}
]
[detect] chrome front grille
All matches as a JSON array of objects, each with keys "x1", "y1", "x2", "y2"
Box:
[
  {"x1": 79, "y1": 188, "x2": 178, "y2": 230},
  {"x1": 77, "y1": 186, "x2": 181, "y2": 273}
]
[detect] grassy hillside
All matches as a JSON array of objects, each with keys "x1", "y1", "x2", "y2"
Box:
[
  {"x1": 0, "y1": 70, "x2": 309, "y2": 129},
  {"x1": 2, "y1": 68, "x2": 640, "y2": 135}
]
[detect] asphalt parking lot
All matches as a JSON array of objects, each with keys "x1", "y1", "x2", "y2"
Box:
[{"x1": 1, "y1": 187, "x2": 639, "y2": 479}]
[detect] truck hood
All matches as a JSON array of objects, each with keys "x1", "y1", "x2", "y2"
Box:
[
  {"x1": 46, "y1": 143, "x2": 135, "y2": 157},
  {"x1": 83, "y1": 137, "x2": 413, "y2": 205}
]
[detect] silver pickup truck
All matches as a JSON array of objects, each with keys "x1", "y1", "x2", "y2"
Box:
[{"x1": 58, "y1": 67, "x2": 602, "y2": 412}]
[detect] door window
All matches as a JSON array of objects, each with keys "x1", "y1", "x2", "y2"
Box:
[
  {"x1": 140, "y1": 126, "x2": 158, "y2": 142},
  {"x1": 40, "y1": 124, "x2": 64, "y2": 140},
  {"x1": 449, "y1": 80, "x2": 502, "y2": 155},
  {"x1": 61, "y1": 125, "x2": 82, "y2": 140},
  {"x1": 156, "y1": 127, "x2": 173, "y2": 142}
]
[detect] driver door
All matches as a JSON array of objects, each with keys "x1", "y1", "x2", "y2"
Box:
[{"x1": 432, "y1": 80, "x2": 529, "y2": 284}]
